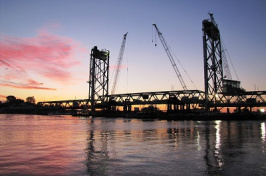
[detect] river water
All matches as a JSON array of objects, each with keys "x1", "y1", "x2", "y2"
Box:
[{"x1": 0, "y1": 114, "x2": 265, "y2": 176}]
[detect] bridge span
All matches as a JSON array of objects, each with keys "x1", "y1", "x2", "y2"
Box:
[{"x1": 37, "y1": 90, "x2": 266, "y2": 113}]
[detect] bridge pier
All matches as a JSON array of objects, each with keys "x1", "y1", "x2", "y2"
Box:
[{"x1": 123, "y1": 104, "x2": 132, "y2": 112}]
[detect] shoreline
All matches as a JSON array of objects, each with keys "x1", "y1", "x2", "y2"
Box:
[{"x1": 1, "y1": 110, "x2": 266, "y2": 121}]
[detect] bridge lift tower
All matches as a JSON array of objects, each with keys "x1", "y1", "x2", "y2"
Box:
[
  {"x1": 202, "y1": 13, "x2": 242, "y2": 111},
  {"x1": 202, "y1": 13, "x2": 223, "y2": 111},
  {"x1": 88, "y1": 46, "x2": 110, "y2": 112}
]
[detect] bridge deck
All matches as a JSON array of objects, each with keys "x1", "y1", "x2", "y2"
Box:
[{"x1": 37, "y1": 90, "x2": 266, "y2": 111}]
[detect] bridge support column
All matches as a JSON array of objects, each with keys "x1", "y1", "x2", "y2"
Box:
[
  {"x1": 123, "y1": 104, "x2": 131, "y2": 112},
  {"x1": 167, "y1": 96, "x2": 179, "y2": 113}
]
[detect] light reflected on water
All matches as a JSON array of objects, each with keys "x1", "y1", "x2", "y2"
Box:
[
  {"x1": 214, "y1": 120, "x2": 223, "y2": 169},
  {"x1": 261, "y1": 122, "x2": 266, "y2": 154},
  {"x1": 0, "y1": 115, "x2": 266, "y2": 176},
  {"x1": 261, "y1": 122, "x2": 265, "y2": 142}
]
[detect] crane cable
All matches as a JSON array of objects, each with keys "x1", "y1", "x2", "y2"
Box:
[
  {"x1": 126, "y1": 42, "x2": 129, "y2": 93},
  {"x1": 152, "y1": 26, "x2": 157, "y2": 46},
  {"x1": 221, "y1": 37, "x2": 240, "y2": 81},
  {"x1": 152, "y1": 25, "x2": 197, "y2": 90},
  {"x1": 168, "y1": 44, "x2": 198, "y2": 90}
]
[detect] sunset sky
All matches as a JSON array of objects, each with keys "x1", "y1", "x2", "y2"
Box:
[{"x1": 0, "y1": 0, "x2": 265, "y2": 102}]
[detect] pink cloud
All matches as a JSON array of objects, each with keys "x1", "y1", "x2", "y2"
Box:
[
  {"x1": 0, "y1": 95, "x2": 6, "y2": 100},
  {"x1": 0, "y1": 79, "x2": 56, "y2": 90},
  {"x1": 0, "y1": 28, "x2": 86, "y2": 90}
]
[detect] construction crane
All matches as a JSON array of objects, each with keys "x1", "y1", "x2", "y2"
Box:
[
  {"x1": 111, "y1": 32, "x2": 128, "y2": 94},
  {"x1": 153, "y1": 24, "x2": 188, "y2": 90}
]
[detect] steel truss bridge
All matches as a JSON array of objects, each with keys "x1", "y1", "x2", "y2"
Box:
[{"x1": 37, "y1": 90, "x2": 266, "y2": 112}]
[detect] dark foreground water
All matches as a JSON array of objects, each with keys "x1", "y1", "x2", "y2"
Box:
[{"x1": 0, "y1": 114, "x2": 265, "y2": 176}]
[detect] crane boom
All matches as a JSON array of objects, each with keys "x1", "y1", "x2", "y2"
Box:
[
  {"x1": 153, "y1": 24, "x2": 187, "y2": 90},
  {"x1": 111, "y1": 32, "x2": 128, "y2": 94}
]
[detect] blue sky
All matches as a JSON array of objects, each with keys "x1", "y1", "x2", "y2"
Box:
[{"x1": 0, "y1": 0, "x2": 265, "y2": 102}]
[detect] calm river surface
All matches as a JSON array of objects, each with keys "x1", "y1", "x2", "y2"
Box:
[{"x1": 0, "y1": 114, "x2": 265, "y2": 176}]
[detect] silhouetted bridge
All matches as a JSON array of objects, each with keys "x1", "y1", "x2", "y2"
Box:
[{"x1": 37, "y1": 90, "x2": 266, "y2": 112}]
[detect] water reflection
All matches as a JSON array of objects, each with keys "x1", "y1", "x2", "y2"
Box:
[
  {"x1": 261, "y1": 122, "x2": 265, "y2": 142},
  {"x1": 1, "y1": 115, "x2": 266, "y2": 176},
  {"x1": 261, "y1": 122, "x2": 265, "y2": 154},
  {"x1": 83, "y1": 119, "x2": 266, "y2": 175},
  {"x1": 85, "y1": 119, "x2": 109, "y2": 176}
]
